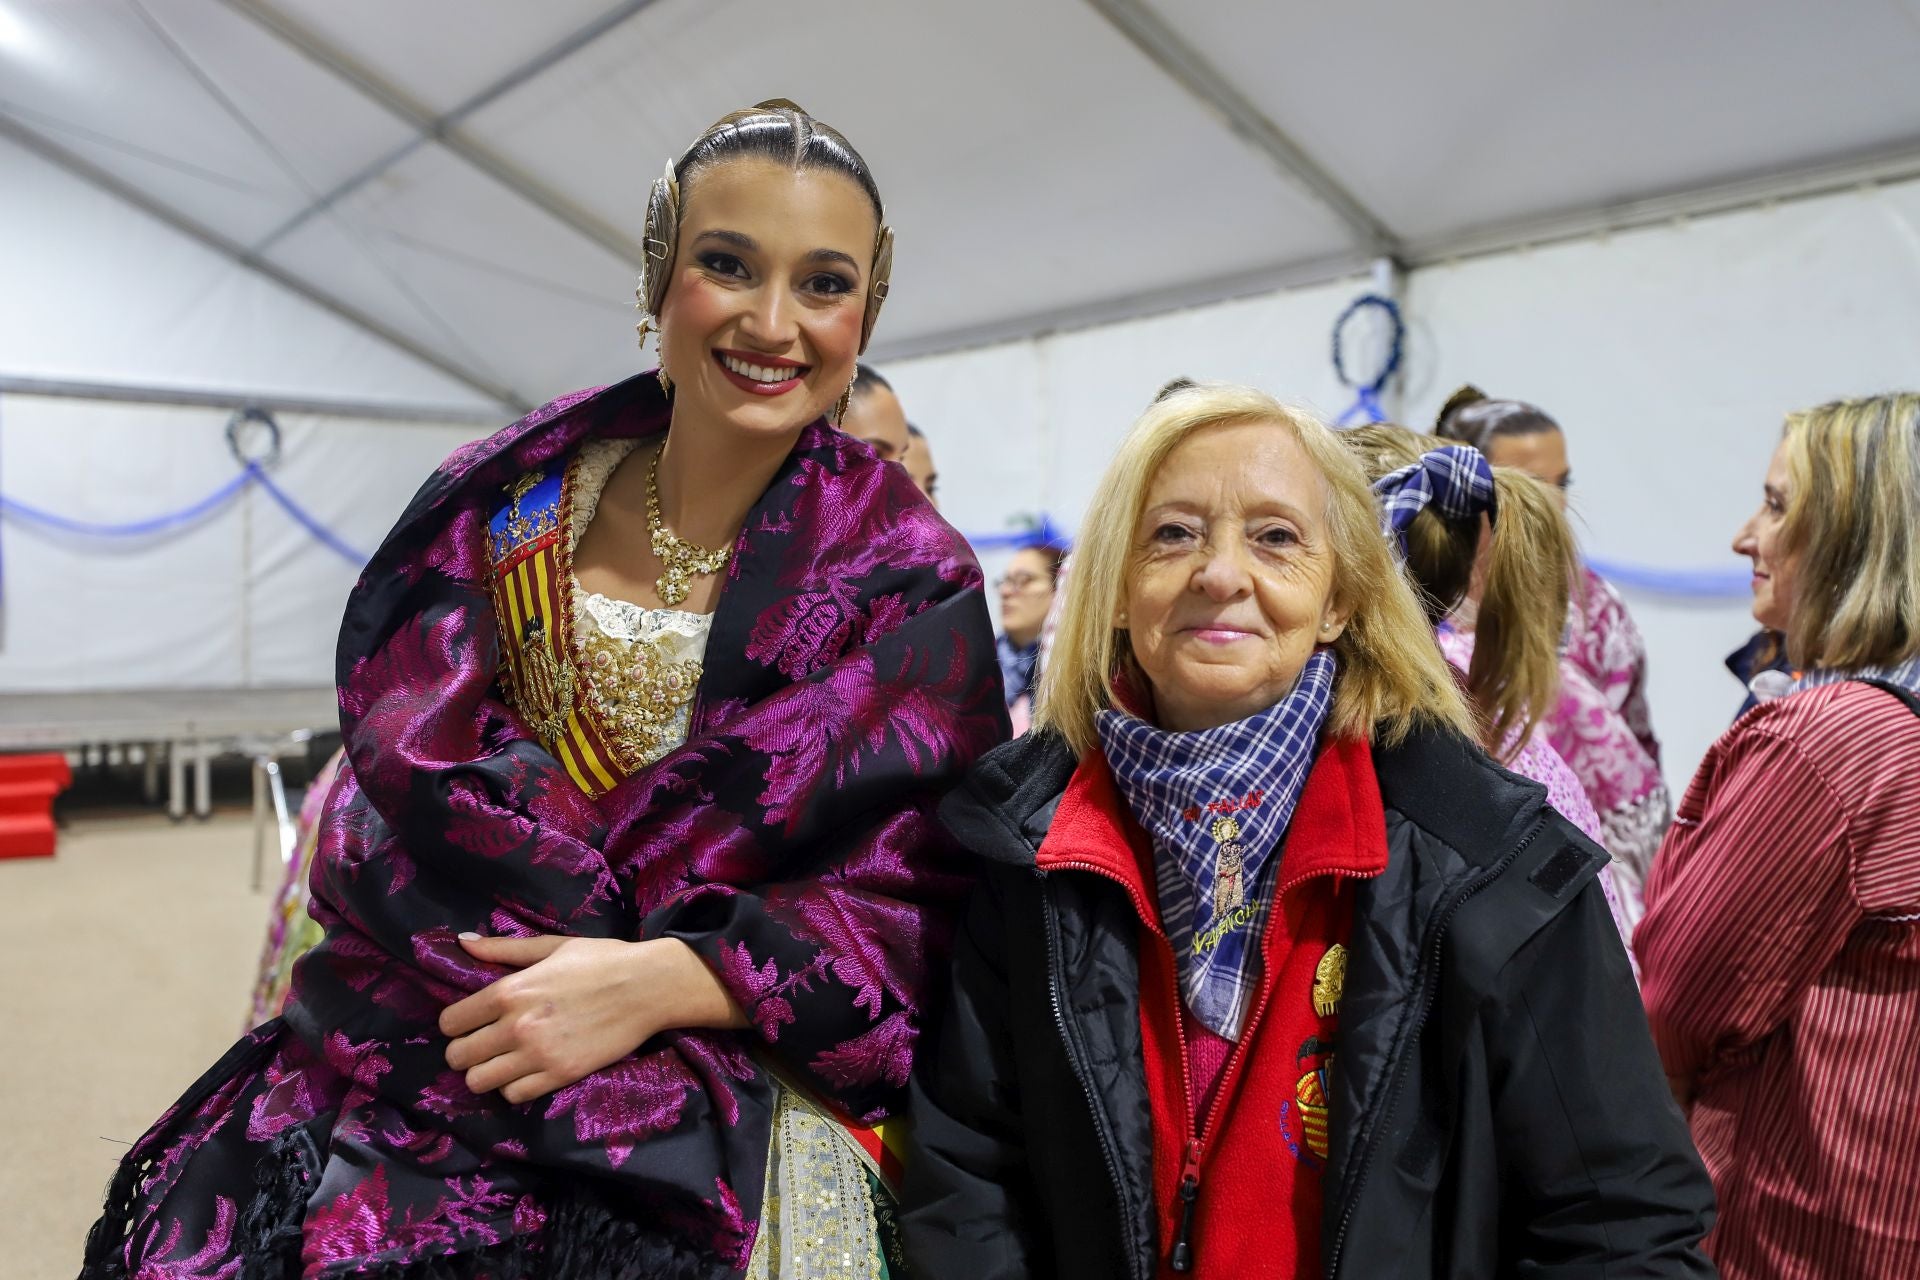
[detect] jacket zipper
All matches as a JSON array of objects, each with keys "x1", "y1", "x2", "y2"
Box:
[
  {"x1": 1323, "y1": 818, "x2": 1546, "y2": 1277},
  {"x1": 1169, "y1": 865, "x2": 1350, "y2": 1272},
  {"x1": 1049, "y1": 856, "x2": 1353, "y2": 1275},
  {"x1": 1039, "y1": 872, "x2": 1149, "y2": 1280}
]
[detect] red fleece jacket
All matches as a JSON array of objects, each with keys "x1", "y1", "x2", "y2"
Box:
[{"x1": 1036, "y1": 736, "x2": 1389, "y2": 1280}]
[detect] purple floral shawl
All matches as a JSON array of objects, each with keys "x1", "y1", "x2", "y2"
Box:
[{"x1": 82, "y1": 374, "x2": 1009, "y2": 1280}]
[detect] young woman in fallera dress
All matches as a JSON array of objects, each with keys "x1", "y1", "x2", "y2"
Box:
[{"x1": 82, "y1": 101, "x2": 1006, "y2": 1280}]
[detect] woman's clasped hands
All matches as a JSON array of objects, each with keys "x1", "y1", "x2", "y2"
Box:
[{"x1": 439, "y1": 932, "x2": 747, "y2": 1105}]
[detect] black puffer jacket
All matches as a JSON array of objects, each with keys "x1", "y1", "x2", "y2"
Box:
[{"x1": 900, "y1": 725, "x2": 1716, "y2": 1279}]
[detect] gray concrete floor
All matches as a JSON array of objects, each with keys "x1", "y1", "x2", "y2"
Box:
[{"x1": 0, "y1": 814, "x2": 261, "y2": 1279}]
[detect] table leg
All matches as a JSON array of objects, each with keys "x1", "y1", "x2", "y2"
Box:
[
  {"x1": 168, "y1": 741, "x2": 186, "y2": 823},
  {"x1": 194, "y1": 741, "x2": 212, "y2": 821}
]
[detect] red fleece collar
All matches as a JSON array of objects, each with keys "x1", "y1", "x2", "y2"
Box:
[{"x1": 1036, "y1": 736, "x2": 1389, "y2": 920}]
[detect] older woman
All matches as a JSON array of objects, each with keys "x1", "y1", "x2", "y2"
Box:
[
  {"x1": 900, "y1": 385, "x2": 1713, "y2": 1279},
  {"x1": 1638, "y1": 393, "x2": 1920, "y2": 1280}
]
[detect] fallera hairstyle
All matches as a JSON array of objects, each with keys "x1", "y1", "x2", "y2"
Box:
[
  {"x1": 675, "y1": 101, "x2": 883, "y2": 224},
  {"x1": 1341, "y1": 424, "x2": 1577, "y2": 760},
  {"x1": 1776, "y1": 392, "x2": 1920, "y2": 671},
  {"x1": 1036, "y1": 384, "x2": 1472, "y2": 755},
  {"x1": 638, "y1": 100, "x2": 893, "y2": 353},
  {"x1": 1434, "y1": 384, "x2": 1562, "y2": 451}
]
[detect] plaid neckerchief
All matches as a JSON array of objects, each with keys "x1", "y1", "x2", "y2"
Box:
[
  {"x1": 1096, "y1": 649, "x2": 1336, "y2": 1039},
  {"x1": 1372, "y1": 445, "x2": 1496, "y2": 549},
  {"x1": 997, "y1": 633, "x2": 1039, "y2": 707}
]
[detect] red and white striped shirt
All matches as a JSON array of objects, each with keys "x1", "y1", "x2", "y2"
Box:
[{"x1": 1638, "y1": 680, "x2": 1920, "y2": 1279}]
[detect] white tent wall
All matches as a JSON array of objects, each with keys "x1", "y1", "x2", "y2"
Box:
[
  {"x1": 0, "y1": 135, "x2": 501, "y2": 412},
  {"x1": 0, "y1": 126, "x2": 507, "y2": 694},
  {"x1": 885, "y1": 177, "x2": 1920, "y2": 793},
  {"x1": 1403, "y1": 177, "x2": 1920, "y2": 794},
  {"x1": 0, "y1": 396, "x2": 488, "y2": 690},
  {"x1": 0, "y1": 397, "x2": 489, "y2": 690},
  {"x1": 885, "y1": 276, "x2": 1369, "y2": 637}
]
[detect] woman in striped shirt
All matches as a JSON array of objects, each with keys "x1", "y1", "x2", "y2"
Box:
[{"x1": 1638, "y1": 392, "x2": 1920, "y2": 1279}]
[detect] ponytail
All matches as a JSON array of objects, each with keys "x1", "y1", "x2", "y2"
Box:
[
  {"x1": 1467, "y1": 468, "x2": 1576, "y2": 756},
  {"x1": 1340, "y1": 423, "x2": 1578, "y2": 761}
]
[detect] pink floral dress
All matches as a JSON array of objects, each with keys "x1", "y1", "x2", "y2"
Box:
[
  {"x1": 1544, "y1": 568, "x2": 1671, "y2": 929},
  {"x1": 1438, "y1": 624, "x2": 1637, "y2": 957}
]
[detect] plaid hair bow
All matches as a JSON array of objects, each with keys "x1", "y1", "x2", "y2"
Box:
[{"x1": 1372, "y1": 445, "x2": 1496, "y2": 550}]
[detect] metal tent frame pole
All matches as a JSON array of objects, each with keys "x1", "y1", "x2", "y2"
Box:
[
  {"x1": 1083, "y1": 0, "x2": 1401, "y2": 260},
  {"x1": 0, "y1": 375, "x2": 502, "y2": 425},
  {"x1": 0, "y1": 114, "x2": 528, "y2": 415},
  {"x1": 221, "y1": 0, "x2": 658, "y2": 268},
  {"x1": 874, "y1": 139, "x2": 1920, "y2": 364}
]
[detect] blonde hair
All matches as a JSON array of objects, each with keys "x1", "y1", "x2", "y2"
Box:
[
  {"x1": 1036, "y1": 385, "x2": 1472, "y2": 755},
  {"x1": 1778, "y1": 393, "x2": 1920, "y2": 670},
  {"x1": 1341, "y1": 424, "x2": 1575, "y2": 760}
]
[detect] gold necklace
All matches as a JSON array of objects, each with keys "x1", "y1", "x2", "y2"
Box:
[{"x1": 645, "y1": 445, "x2": 730, "y2": 607}]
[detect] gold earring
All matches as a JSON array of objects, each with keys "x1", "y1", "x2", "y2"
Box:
[
  {"x1": 654, "y1": 328, "x2": 672, "y2": 397},
  {"x1": 834, "y1": 376, "x2": 855, "y2": 424},
  {"x1": 634, "y1": 280, "x2": 654, "y2": 347}
]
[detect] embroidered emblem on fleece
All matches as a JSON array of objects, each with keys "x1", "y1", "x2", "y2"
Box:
[{"x1": 1279, "y1": 943, "x2": 1347, "y2": 1167}]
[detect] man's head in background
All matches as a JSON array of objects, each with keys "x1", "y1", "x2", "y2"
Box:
[
  {"x1": 904, "y1": 423, "x2": 939, "y2": 507},
  {"x1": 837, "y1": 364, "x2": 909, "y2": 463}
]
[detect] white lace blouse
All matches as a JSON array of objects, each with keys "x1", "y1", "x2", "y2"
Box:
[{"x1": 566, "y1": 437, "x2": 713, "y2": 769}]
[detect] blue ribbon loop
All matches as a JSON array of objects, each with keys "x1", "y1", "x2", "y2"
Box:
[
  {"x1": 0, "y1": 461, "x2": 365, "y2": 566},
  {"x1": 0, "y1": 395, "x2": 369, "y2": 615},
  {"x1": 1331, "y1": 293, "x2": 1404, "y2": 427},
  {"x1": 965, "y1": 513, "x2": 1072, "y2": 552}
]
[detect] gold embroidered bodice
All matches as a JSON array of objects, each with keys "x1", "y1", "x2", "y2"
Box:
[
  {"x1": 566, "y1": 438, "x2": 712, "y2": 771},
  {"x1": 492, "y1": 437, "x2": 892, "y2": 1274}
]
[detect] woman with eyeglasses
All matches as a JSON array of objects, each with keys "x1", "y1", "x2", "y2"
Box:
[{"x1": 996, "y1": 543, "x2": 1067, "y2": 735}]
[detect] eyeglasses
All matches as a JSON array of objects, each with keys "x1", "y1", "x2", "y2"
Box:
[{"x1": 994, "y1": 572, "x2": 1051, "y2": 592}]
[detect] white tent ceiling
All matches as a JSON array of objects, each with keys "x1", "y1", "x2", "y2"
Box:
[{"x1": 5, "y1": 0, "x2": 1920, "y2": 415}]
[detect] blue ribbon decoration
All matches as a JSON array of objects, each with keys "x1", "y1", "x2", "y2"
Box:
[
  {"x1": 1331, "y1": 293, "x2": 1405, "y2": 427},
  {"x1": 1336, "y1": 385, "x2": 1388, "y2": 427},
  {"x1": 0, "y1": 471, "x2": 254, "y2": 539},
  {"x1": 0, "y1": 398, "x2": 369, "y2": 627},
  {"x1": 1583, "y1": 556, "x2": 1751, "y2": 600},
  {"x1": 250, "y1": 465, "x2": 366, "y2": 565},
  {"x1": 965, "y1": 513, "x2": 1072, "y2": 552},
  {"x1": 0, "y1": 461, "x2": 365, "y2": 565}
]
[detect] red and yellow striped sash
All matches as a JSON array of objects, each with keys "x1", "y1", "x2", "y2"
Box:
[{"x1": 488, "y1": 463, "x2": 624, "y2": 798}]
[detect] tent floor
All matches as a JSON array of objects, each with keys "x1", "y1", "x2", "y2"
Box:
[{"x1": 0, "y1": 813, "x2": 261, "y2": 1279}]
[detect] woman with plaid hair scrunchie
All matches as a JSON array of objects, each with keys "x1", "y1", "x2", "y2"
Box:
[{"x1": 1348, "y1": 424, "x2": 1636, "y2": 951}]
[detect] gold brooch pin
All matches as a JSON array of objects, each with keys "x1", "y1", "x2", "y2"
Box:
[{"x1": 1313, "y1": 943, "x2": 1348, "y2": 1018}]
